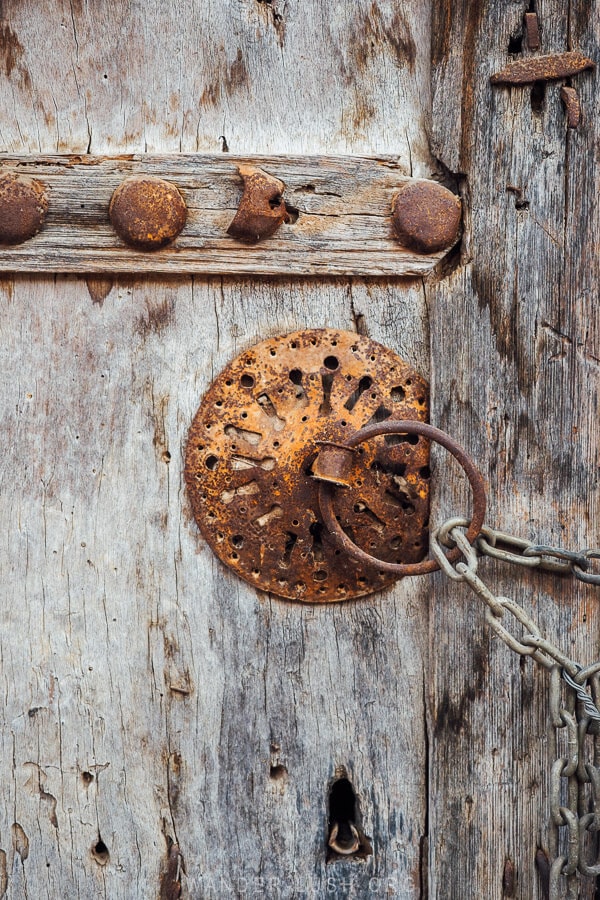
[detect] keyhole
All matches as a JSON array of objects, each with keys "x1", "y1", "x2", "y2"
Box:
[{"x1": 327, "y1": 774, "x2": 372, "y2": 861}]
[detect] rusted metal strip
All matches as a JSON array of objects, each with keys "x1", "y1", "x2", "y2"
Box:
[
  {"x1": 490, "y1": 51, "x2": 594, "y2": 85},
  {"x1": 560, "y1": 87, "x2": 582, "y2": 129},
  {"x1": 524, "y1": 13, "x2": 541, "y2": 52}
]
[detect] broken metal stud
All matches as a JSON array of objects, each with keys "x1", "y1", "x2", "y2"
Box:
[
  {"x1": 227, "y1": 164, "x2": 288, "y2": 243},
  {"x1": 109, "y1": 175, "x2": 187, "y2": 251},
  {"x1": 0, "y1": 173, "x2": 49, "y2": 245},
  {"x1": 391, "y1": 181, "x2": 461, "y2": 254}
]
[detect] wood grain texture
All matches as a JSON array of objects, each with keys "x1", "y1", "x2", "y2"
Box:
[
  {"x1": 0, "y1": 275, "x2": 430, "y2": 899},
  {"x1": 429, "y1": 1, "x2": 600, "y2": 898},
  {"x1": 0, "y1": 1, "x2": 434, "y2": 897},
  {"x1": 0, "y1": 155, "x2": 449, "y2": 276}
]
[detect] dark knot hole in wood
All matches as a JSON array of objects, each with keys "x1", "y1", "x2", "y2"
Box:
[
  {"x1": 327, "y1": 774, "x2": 373, "y2": 862},
  {"x1": 91, "y1": 838, "x2": 110, "y2": 866}
]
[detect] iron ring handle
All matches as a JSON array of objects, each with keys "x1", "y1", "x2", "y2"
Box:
[{"x1": 316, "y1": 420, "x2": 487, "y2": 577}]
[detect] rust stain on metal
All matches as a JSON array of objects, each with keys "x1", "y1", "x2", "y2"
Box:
[
  {"x1": 391, "y1": 180, "x2": 461, "y2": 254},
  {"x1": 160, "y1": 842, "x2": 183, "y2": 900},
  {"x1": 227, "y1": 164, "x2": 288, "y2": 243},
  {"x1": 109, "y1": 175, "x2": 187, "y2": 251},
  {"x1": 490, "y1": 51, "x2": 595, "y2": 85},
  {"x1": 524, "y1": 13, "x2": 540, "y2": 51},
  {"x1": 184, "y1": 329, "x2": 430, "y2": 603},
  {"x1": 0, "y1": 173, "x2": 48, "y2": 245},
  {"x1": 560, "y1": 86, "x2": 581, "y2": 128}
]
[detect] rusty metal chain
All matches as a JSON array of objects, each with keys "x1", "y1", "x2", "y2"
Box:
[
  {"x1": 431, "y1": 518, "x2": 600, "y2": 899},
  {"x1": 438, "y1": 517, "x2": 600, "y2": 585}
]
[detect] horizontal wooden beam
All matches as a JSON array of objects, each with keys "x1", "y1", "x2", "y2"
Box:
[{"x1": 0, "y1": 155, "x2": 455, "y2": 277}]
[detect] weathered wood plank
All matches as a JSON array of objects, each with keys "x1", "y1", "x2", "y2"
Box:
[
  {"x1": 0, "y1": 274, "x2": 430, "y2": 899},
  {"x1": 0, "y1": 155, "x2": 449, "y2": 276},
  {"x1": 429, "y1": 1, "x2": 600, "y2": 898},
  {"x1": 0, "y1": 1, "x2": 436, "y2": 898},
  {"x1": 0, "y1": 2, "x2": 433, "y2": 163}
]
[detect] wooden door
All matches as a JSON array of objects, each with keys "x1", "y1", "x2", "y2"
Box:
[{"x1": 0, "y1": 2, "x2": 598, "y2": 898}]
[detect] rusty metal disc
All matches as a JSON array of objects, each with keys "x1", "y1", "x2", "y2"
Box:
[{"x1": 184, "y1": 329, "x2": 430, "y2": 602}]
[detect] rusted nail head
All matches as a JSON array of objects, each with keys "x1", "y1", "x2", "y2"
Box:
[
  {"x1": 109, "y1": 175, "x2": 187, "y2": 251},
  {"x1": 392, "y1": 181, "x2": 461, "y2": 254},
  {"x1": 0, "y1": 173, "x2": 49, "y2": 245}
]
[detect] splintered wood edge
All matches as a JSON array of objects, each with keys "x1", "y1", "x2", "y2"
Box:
[{"x1": 0, "y1": 154, "x2": 453, "y2": 276}]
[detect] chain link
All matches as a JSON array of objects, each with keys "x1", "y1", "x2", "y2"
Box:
[{"x1": 432, "y1": 519, "x2": 600, "y2": 898}]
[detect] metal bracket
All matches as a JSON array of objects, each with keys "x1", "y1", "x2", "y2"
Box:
[{"x1": 184, "y1": 329, "x2": 430, "y2": 603}]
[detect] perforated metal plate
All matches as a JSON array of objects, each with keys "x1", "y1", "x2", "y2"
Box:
[{"x1": 184, "y1": 329, "x2": 430, "y2": 602}]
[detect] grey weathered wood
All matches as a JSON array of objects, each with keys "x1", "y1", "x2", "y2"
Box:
[
  {"x1": 0, "y1": 155, "x2": 448, "y2": 276},
  {"x1": 0, "y1": 2, "x2": 433, "y2": 898},
  {"x1": 429, "y1": 2, "x2": 600, "y2": 898}
]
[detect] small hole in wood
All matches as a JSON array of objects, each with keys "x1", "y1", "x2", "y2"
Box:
[
  {"x1": 270, "y1": 764, "x2": 288, "y2": 781},
  {"x1": 285, "y1": 204, "x2": 300, "y2": 224},
  {"x1": 81, "y1": 771, "x2": 94, "y2": 785},
  {"x1": 531, "y1": 80, "x2": 546, "y2": 113},
  {"x1": 91, "y1": 839, "x2": 109, "y2": 866},
  {"x1": 507, "y1": 31, "x2": 523, "y2": 54}
]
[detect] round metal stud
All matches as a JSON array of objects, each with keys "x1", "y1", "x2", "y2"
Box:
[
  {"x1": 392, "y1": 180, "x2": 461, "y2": 254},
  {"x1": 185, "y1": 329, "x2": 430, "y2": 603},
  {"x1": 109, "y1": 175, "x2": 187, "y2": 251},
  {"x1": 0, "y1": 173, "x2": 49, "y2": 245}
]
